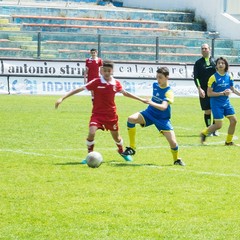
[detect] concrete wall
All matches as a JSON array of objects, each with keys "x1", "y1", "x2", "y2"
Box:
[
  {"x1": 122, "y1": 0, "x2": 240, "y2": 39},
  {"x1": 226, "y1": 0, "x2": 240, "y2": 14}
]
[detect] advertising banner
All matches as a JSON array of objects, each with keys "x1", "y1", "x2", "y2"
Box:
[
  {"x1": 1, "y1": 60, "x2": 85, "y2": 77},
  {"x1": 1, "y1": 59, "x2": 240, "y2": 80},
  {"x1": 9, "y1": 76, "x2": 85, "y2": 95},
  {"x1": 121, "y1": 78, "x2": 198, "y2": 96},
  {"x1": 8, "y1": 76, "x2": 197, "y2": 96},
  {"x1": 114, "y1": 63, "x2": 188, "y2": 78},
  {"x1": 1, "y1": 59, "x2": 239, "y2": 96},
  {"x1": 0, "y1": 76, "x2": 9, "y2": 94}
]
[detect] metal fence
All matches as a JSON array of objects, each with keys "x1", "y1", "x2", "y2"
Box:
[{"x1": 1, "y1": 30, "x2": 240, "y2": 64}]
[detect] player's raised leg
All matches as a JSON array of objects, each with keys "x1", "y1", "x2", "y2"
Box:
[{"x1": 122, "y1": 112, "x2": 144, "y2": 156}]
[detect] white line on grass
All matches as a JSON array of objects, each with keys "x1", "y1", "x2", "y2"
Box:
[
  {"x1": 1, "y1": 149, "x2": 240, "y2": 178},
  {"x1": 0, "y1": 149, "x2": 80, "y2": 160},
  {"x1": 0, "y1": 139, "x2": 236, "y2": 154},
  {"x1": 151, "y1": 165, "x2": 240, "y2": 178},
  {"x1": 1, "y1": 130, "x2": 238, "y2": 152},
  {"x1": 1, "y1": 136, "x2": 239, "y2": 154},
  {"x1": 109, "y1": 162, "x2": 240, "y2": 178}
]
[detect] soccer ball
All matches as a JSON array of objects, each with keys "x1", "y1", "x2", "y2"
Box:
[{"x1": 86, "y1": 151, "x2": 103, "y2": 168}]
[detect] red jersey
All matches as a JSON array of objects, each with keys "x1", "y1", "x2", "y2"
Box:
[
  {"x1": 85, "y1": 76, "x2": 123, "y2": 120},
  {"x1": 85, "y1": 57, "x2": 103, "y2": 82}
]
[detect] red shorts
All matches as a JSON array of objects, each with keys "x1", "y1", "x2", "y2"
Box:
[{"x1": 89, "y1": 113, "x2": 119, "y2": 131}]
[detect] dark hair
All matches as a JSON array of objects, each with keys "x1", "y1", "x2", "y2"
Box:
[
  {"x1": 215, "y1": 57, "x2": 229, "y2": 72},
  {"x1": 103, "y1": 60, "x2": 114, "y2": 69},
  {"x1": 156, "y1": 67, "x2": 169, "y2": 77},
  {"x1": 90, "y1": 48, "x2": 97, "y2": 52}
]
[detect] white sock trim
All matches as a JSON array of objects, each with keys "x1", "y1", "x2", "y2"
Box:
[
  {"x1": 86, "y1": 140, "x2": 95, "y2": 146},
  {"x1": 116, "y1": 138, "x2": 123, "y2": 146}
]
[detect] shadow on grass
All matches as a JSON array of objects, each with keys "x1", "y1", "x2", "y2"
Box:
[
  {"x1": 107, "y1": 161, "x2": 172, "y2": 167},
  {"x1": 177, "y1": 134, "x2": 200, "y2": 138},
  {"x1": 54, "y1": 161, "x2": 173, "y2": 167},
  {"x1": 54, "y1": 162, "x2": 82, "y2": 165},
  {"x1": 54, "y1": 162, "x2": 159, "y2": 167}
]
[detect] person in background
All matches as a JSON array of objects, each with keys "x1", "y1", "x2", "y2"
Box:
[
  {"x1": 84, "y1": 48, "x2": 103, "y2": 100},
  {"x1": 121, "y1": 67, "x2": 185, "y2": 166},
  {"x1": 200, "y1": 57, "x2": 240, "y2": 145},
  {"x1": 194, "y1": 43, "x2": 218, "y2": 136},
  {"x1": 55, "y1": 60, "x2": 147, "y2": 164}
]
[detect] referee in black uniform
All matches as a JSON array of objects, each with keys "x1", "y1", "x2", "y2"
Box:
[{"x1": 194, "y1": 43, "x2": 218, "y2": 136}]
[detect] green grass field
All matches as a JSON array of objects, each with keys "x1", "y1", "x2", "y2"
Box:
[{"x1": 1, "y1": 94, "x2": 240, "y2": 240}]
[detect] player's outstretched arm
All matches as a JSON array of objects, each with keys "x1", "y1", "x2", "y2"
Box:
[
  {"x1": 55, "y1": 98, "x2": 63, "y2": 109},
  {"x1": 145, "y1": 99, "x2": 169, "y2": 111},
  {"x1": 55, "y1": 86, "x2": 85, "y2": 109},
  {"x1": 121, "y1": 90, "x2": 147, "y2": 103}
]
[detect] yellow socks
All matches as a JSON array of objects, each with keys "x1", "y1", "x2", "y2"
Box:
[
  {"x1": 226, "y1": 134, "x2": 233, "y2": 144},
  {"x1": 171, "y1": 146, "x2": 179, "y2": 161},
  {"x1": 202, "y1": 128, "x2": 209, "y2": 136},
  {"x1": 127, "y1": 122, "x2": 136, "y2": 149}
]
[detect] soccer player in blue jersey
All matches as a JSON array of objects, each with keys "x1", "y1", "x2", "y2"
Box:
[
  {"x1": 200, "y1": 57, "x2": 240, "y2": 145},
  {"x1": 122, "y1": 67, "x2": 185, "y2": 166}
]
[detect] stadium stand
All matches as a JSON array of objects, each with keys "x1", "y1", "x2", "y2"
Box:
[{"x1": 0, "y1": 1, "x2": 239, "y2": 63}]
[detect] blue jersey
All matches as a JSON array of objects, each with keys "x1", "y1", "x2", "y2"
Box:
[
  {"x1": 208, "y1": 72, "x2": 235, "y2": 119},
  {"x1": 146, "y1": 82, "x2": 173, "y2": 120},
  {"x1": 208, "y1": 72, "x2": 233, "y2": 106},
  {"x1": 140, "y1": 82, "x2": 174, "y2": 131}
]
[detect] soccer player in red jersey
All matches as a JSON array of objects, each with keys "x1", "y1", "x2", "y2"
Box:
[
  {"x1": 55, "y1": 60, "x2": 146, "y2": 163},
  {"x1": 84, "y1": 49, "x2": 103, "y2": 101}
]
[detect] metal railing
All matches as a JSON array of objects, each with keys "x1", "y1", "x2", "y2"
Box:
[{"x1": 0, "y1": 30, "x2": 240, "y2": 63}]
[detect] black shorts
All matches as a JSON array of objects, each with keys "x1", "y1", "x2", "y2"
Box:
[{"x1": 199, "y1": 93, "x2": 211, "y2": 110}]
